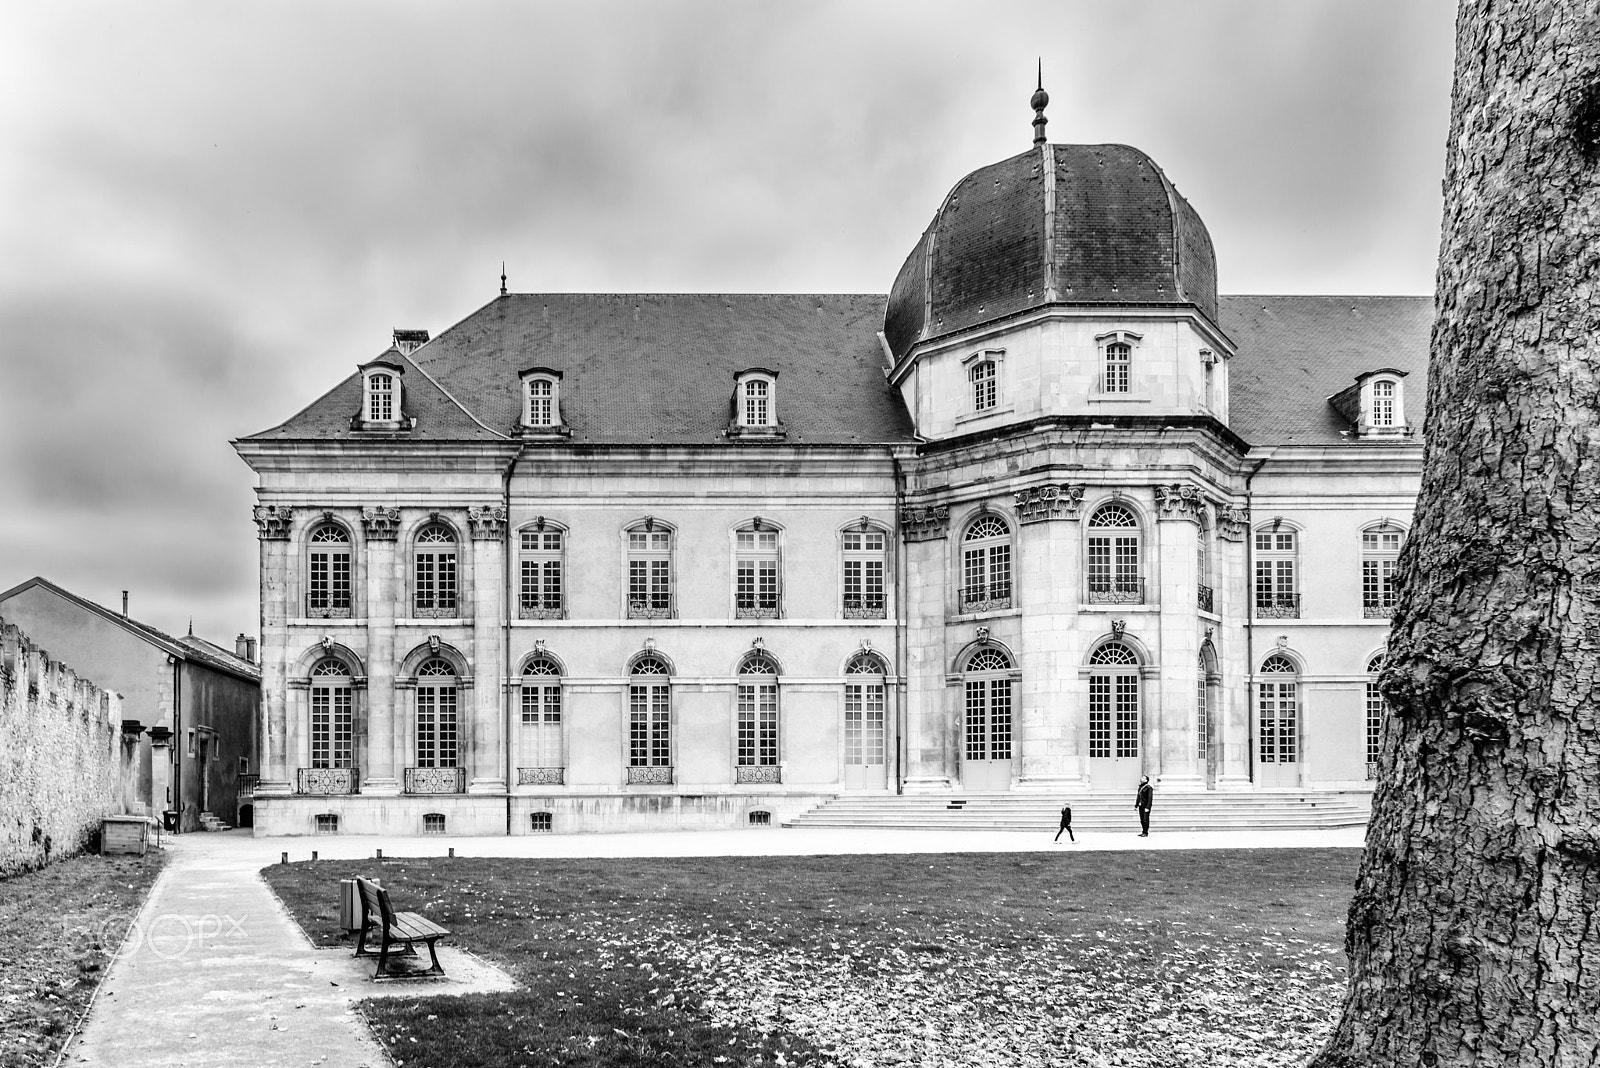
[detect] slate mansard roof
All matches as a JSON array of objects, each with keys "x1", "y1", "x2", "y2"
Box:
[{"x1": 242, "y1": 291, "x2": 1432, "y2": 450}]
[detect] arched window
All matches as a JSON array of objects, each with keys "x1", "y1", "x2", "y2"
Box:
[
  {"x1": 1196, "y1": 652, "x2": 1209, "y2": 764},
  {"x1": 520, "y1": 656, "x2": 563, "y2": 780},
  {"x1": 734, "y1": 522, "x2": 782, "y2": 619},
  {"x1": 309, "y1": 658, "x2": 353, "y2": 770},
  {"x1": 1087, "y1": 503, "x2": 1142, "y2": 604},
  {"x1": 1088, "y1": 642, "x2": 1140, "y2": 760},
  {"x1": 961, "y1": 514, "x2": 1013, "y2": 612},
  {"x1": 736, "y1": 653, "x2": 780, "y2": 777},
  {"x1": 1254, "y1": 526, "x2": 1299, "y2": 618},
  {"x1": 1371, "y1": 379, "x2": 1396, "y2": 427},
  {"x1": 307, "y1": 524, "x2": 352, "y2": 618},
  {"x1": 1102, "y1": 342, "x2": 1131, "y2": 393},
  {"x1": 962, "y1": 647, "x2": 1014, "y2": 762},
  {"x1": 628, "y1": 655, "x2": 672, "y2": 776},
  {"x1": 414, "y1": 524, "x2": 458, "y2": 617},
  {"x1": 520, "y1": 524, "x2": 565, "y2": 619},
  {"x1": 970, "y1": 358, "x2": 997, "y2": 412},
  {"x1": 415, "y1": 658, "x2": 458, "y2": 770},
  {"x1": 1362, "y1": 524, "x2": 1404, "y2": 618},
  {"x1": 744, "y1": 379, "x2": 770, "y2": 426},
  {"x1": 1197, "y1": 516, "x2": 1213, "y2": 613},
  {"x1": 626, "y1": 522, "x2": 673, "y2": 619},
  {"x1": 1258, "y1": 654, "x2": 1299, "y2": 764},
  {"x1": 841, "y1": 525, "x2": 887, "y2": 619},
  {"x1": 528, "y1": 378, "x2": 555, "y2": 426},
  {"x1": 844, "y1": 653, "x2": 888, "y2": 777},
  {"x1": 1365, "y1": 653, "x2": 1386, "y2": 778},
  {"x1": 368, "y1": 373, "x2": 394, "y2": 422}
]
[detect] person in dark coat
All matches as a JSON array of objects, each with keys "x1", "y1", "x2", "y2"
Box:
[
  {"x1": 1054, "y1": 802, "x2": 1074, "y2": 843},
  {"x1": 1135, "y1": 776, "x2": 1154, "y2": 836}
]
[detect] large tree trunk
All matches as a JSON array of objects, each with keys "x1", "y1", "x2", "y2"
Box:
[{"x1": 1310, "y1": 3, "x2": 1600, "y2": 1066}]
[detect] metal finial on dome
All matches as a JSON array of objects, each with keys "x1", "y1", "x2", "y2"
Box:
[
  {"x1": 1031, "y1": 60, "x2": 1049, "y2": 145},
  {"x1": 500, "y1": 262, "x2": 508, "y2": 297}
]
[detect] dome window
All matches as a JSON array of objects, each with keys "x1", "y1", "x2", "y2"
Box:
[
  {"x1": 728, "y1": 368, "x2": 784, "y2": 438},
  {"x1": 518, "y1": 367, "x2": 569, "y2": 437}
]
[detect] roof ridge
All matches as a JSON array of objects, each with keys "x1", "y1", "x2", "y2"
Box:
[{"x1": 396, "y1": 348, "x2": 505, "y2": 439}]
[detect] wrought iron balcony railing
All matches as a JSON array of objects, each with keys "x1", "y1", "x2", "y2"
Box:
[
  {"x1": 404, "y1": 766, "x2": 465, "y2": 794},
  {"x1": 735, "y1": 764, "x2": 782, "y2": 785},
  {"x1": 960, "y1": 584, "x2": 1013, "y2": 612},
  {"x1": 1087, "y1": 578, "x2": 1145, "y2": 605},
  {"x1": 306, "y1": 600, "x2": 352, "y2": 619},
  {"x1": 626, "y1": 765, "x2": 674, "y2": 785},
  {"x1": 842, "y1": 594, "x2": 887, "y2": 620},
  {"x1": 1363, "y1": 600, "x2": 1396, "y2": 619},
  {"x1": 413, "y1": 602, "x2": 459, "y2": 619},
  {"x1": 1197, "y1": 584, "x2": 1214, "y2": 613},
  {"x1": 627, "y1": 598, "x2": 674, "y2": 620},
  {"x1": 517, "y1": 766, "x2": 566, "y2": 786},
  {"x1": 519, "y1": 597, "x2": 565, "y2": 620},
  {"x1": 296, "y1": 767, "x2": 359, "y2": 795},
  {"x1": 1255, "y1": 593, "x2": 1301, "y2": 618}
]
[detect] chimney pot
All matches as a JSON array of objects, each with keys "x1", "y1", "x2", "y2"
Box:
[{"x1": 121, "y1": 591, "x2": 128, "y2": 616}]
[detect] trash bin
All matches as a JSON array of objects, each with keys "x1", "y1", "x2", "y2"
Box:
[{"x1": 162, "y1": 811, "x2": 178, "y2": 832}]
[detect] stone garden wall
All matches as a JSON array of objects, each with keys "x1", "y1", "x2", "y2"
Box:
[{"x1": 0, "y1": 616, "x2": 124, "y2": 876}]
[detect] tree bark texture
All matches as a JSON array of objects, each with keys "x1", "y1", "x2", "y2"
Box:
[{"x1": 1311, "y1": 3, "x2": 1600, "y2": 1066}]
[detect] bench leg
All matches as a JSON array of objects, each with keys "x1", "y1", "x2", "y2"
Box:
[{"x1": 421, "y1": 938, "x2": 445, "y2": 977}]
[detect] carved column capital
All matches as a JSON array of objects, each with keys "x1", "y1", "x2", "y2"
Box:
[
  {"x1": 899, "y1": 505, "x2": 950, "y2": 543},
  {"x1": 467, "y1": 504, "x2": 508, "y2": 541},
  {"x1": 252, "y1": 505, "x2": 294, "y2": 540},
  {"x1": 1155, "y1": 483, "x2": 1205, "y2": 523},
  {"x1": 360, "y1": 506, "x2": 400, "y2": 541},
  {"x1": 1216, "y1": 503, "x2": 1249, "y2": 542},
  {"x1": 1014, "y1": 483, "x2": 1086, "y2": 524}
]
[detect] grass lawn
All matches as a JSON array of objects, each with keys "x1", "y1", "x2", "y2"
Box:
[
  {"x1": 0, "y1": 849, "x2": 166, "y2": 1067},
  {"x1": 265, "y1": 848, "x2": 1359, "y2": 1068}
]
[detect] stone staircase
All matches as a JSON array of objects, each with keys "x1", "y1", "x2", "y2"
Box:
[
  {"x1": 198, "y1": 811, "x2": 232, "y2": 832},
  {"x1": 785, "y1": 790, "x2": 1372, "y2": 832}
]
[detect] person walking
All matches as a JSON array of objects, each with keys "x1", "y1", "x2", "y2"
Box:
[
  {"x1": 1135, "y1": 776, "x2": 1154, "y2": 836},
  {"x1": 1054, "y1": 802, "x2": 1075, "y2": 843}
]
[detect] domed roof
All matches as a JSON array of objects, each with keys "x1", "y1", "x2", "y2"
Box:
[{"x1": 884, "y1": 143, "x2": 1218, "y2": 360}]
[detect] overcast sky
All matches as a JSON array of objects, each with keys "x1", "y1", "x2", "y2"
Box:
[{"x1": 0, "y1": 1, "x2": 1457, "y2": 645}]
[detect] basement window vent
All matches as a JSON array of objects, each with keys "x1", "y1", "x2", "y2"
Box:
[
  {"x1": 530, "y1": 812, "x2": 553, "y2": 833},
  {"x1": 423, "y1": 813, "x2": 446, "y2": 835},
  {"x1": 747, "y1": 810, "x2": 772, "y2": 827},
  {"x1": 314, "y1": 813, "x2": 339, "y2": 835}
]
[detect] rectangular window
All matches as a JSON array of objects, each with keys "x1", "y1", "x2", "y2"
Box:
[
  {"x1": 1197, "y1": 677, "x2": 1209, "y2": 763},
  {"x1": 736, "y1": 683, "x2": 779, "y2": 766},
  {"x1": 1087, "y1": 535, "x2": 1142, "y2": 601},
  {"x1": 369, "y1": 375, "x2": 392, "y2": 421},
  {"x1": 842, "y1": 531, "x2": 886, "y2": 617},
  {"x1": 415, "y1": 552, "x2": 457, "y2": 613},
  {"x1": 1103, "y1": 344, "x2": 1131, "y2": 393},
  {"x1": 990, "y1": 678, "x2": 1012, "y2": 761},
  {"x1": 735, "y1": 529, "x2": 781, "y2": 618},
  {"x1": 745, "y1": 380, "x2": 769, "y2": 426},
  {"x1": 1088, "y1": 677, "x2": 1111, "y2": 758},
  {"x1": 629, "y1": 683, "x2": 670, "y2": 766},
  {"x1": 844, "y1": 684, "x2": 886, "y2": 765},
  {"x1": 309, "y1": 687, "x2": 353, "y2": 769},
  {"x1": 1259, "y1": 682, "x2": 1297, "y2": 764},
  {"x1": 1365, "y1": 681, "x2": 1384, "y2": 769},
  {"x1": 627, "y1": 531, "x2": 673, "y2": 618},
  {"x1": 970, "y1": 360, "x2": 997, "y2": 411},
  {"x1": 308, "y1": 551, "x2": 351, "y2": 613},
  {"x1": 1115, "y1": 676, "x2": 1139, "y2": 758},
  {"x1": 519, "y1": 685, "x2": 563, "y2": 767},
  {"x1": 416, "y1": 687, "x2": 457, "y2": 768}
]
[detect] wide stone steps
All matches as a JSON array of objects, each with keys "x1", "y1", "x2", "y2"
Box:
[
  {"x1": 785, "y1": 791, "x2": 1372, "y2": 832},
  {"x1": 198, "y1": 812, "x2": 233, "y2": 832}
]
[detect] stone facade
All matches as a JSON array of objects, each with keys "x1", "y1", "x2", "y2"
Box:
[{"x1": 0, "y1": 617, "x2": 125, "y2": 875}]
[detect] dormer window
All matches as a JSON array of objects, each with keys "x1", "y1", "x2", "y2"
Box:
[
  {"x1": 1327, "y1": 369, "x2": 1410, "y2": 440},
  {"x1": 729, "y1": 368, "x2": 783, "y2": 437},
  {"x1": 518, "y1": 368, "x2": 568, "y2": 436},
  {"x1": 356, "y1": 353, "x2": 407, "y2": 430}
]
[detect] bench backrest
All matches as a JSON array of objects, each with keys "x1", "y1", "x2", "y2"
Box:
[{"x1": 355, "y1": 876, "x2": 396, "y2": 930}]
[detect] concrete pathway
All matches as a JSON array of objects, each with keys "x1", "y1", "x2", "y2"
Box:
[{"x1": 65, "y1": 824, "x2": 1366, "y2": 1066}]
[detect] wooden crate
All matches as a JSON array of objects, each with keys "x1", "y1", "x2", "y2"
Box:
[{"x1": 101, "y1": 816, "x2": 149, "y2": 856}]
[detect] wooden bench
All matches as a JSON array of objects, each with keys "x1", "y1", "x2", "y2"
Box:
[{"x1": 354, "y1": 876, "x2": 450, "y2": 980}]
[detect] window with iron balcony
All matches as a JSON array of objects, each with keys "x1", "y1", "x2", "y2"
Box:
[
  {"x1": 519, "y1": 525, "x2": 565, "y2": 619},
  {"x1": 1086, "y1": 503, "x2": 1144, "y2": 604},
  {"x1": 1362, "y1": 524, "x2": 1404, "y2": 617},
  {"x1": 842, "y1": 526, "x2": 887, "y2": 618},
  {"x1": 735, "y1": 523, "x2": 781, "y2": 619},
  {"x1": 413, "y1": 523, "x2": 459, "y2": 617},
  {"x1": 306, "y1": 522, "x2": 353, "y2": 618},
  {"x1": 1254, "y1": 527, "x2": 1300, "y2": 618},
  {"x1": 626, "y1": 523, "x2": 674, "y2": 619},
  {"x1": 960, "y1": 514, "x2": 1013, "y2": 612}
]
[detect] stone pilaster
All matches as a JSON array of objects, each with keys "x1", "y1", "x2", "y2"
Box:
[
  {"x1": 1212, "y1": 502, "x2": 1253, "y2": 789},
  {"x1": 254, "y1": 506, "x2": 293, "y2": 796},
  {"x1": 1014, "y1": 484, "x2": 1087, "y2": 790},
  {"x1": 362, "y1": 507, "x2": 399, "y2": 794},
  {"x1": 468, "y1": 517, "x2": 507, "y2": 793},
  {"x1": 1152, "y1": 505, "x2": 1203, "y2": 787},
  {"x1": 900, "y1": 505, "x2": 953, "y2": 791}
]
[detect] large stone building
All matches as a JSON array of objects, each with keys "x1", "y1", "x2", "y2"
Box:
[{"x1": 234, "y1": 93, "x2": 1430, "y2": 835}]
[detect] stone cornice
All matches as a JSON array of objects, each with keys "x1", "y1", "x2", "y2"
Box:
[
  {"x1": 1014, "y1": 483, "x2": 1086, "y2": 524},
  {"x1": 900, "y1": 505, "x2": 950, "y2": 542}
]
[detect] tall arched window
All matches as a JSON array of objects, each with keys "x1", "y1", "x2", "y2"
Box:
[
  {"x1": 414, "y1": 658, "x2": 458, "y2": 770},
  {"x1": 1258, "y1": 655, "x2": 1299, "y2": 764},
  {"x1": 520, "y1": 656, "x2": 563, "y2": 782},
  {"x1": 736, "y1": 653, "x2": 780, "y2": 780},
  {"x1": 368, "y1": 373, "x2": 394, "y2": 421},
  {"x1": 961, "y1": 514, "x2": 1013, "y2": 612},
  {"x1": 844, "y1": 653, "x2": 888, "y2": 782},
  {"x1": 1087, "y1": 503, "x2": 1142, "y2": 604},
  {"x1": 528, "y1": 378, "x2": 555, "y2": 426},
  {"x1": 734, "y1": 523, "x2": 781, "y2": 619},
  {"x1": 414, "y1": 524, "x2": 458, "y2": 617},
  {"x1": 1254, "y1": 526, "x2": 1299, "y2": 618},
  {"x1": 628, "y1": 655, "x2": 672, "y2": 779},
  {"x1": 520, "y1": 524, "x2": 565, "y2": 619},
  {"x1": 1088, "y1": 642, "x2": 1141, "y2": 760},
  {"x1": 309, "y1": 658, "x2": 353, "y2": 770},
  {"x1": 626, "y1": 522, "x2": 673, "y2": 619},
  {"x1": 1365, "y1": 654, "x2": 1386, "y2": 779},
  {"x1": 1196, "y1": 652, "x2": 1209, "y2": 764},
  {"x1": 1371, "y1": 380, "x2": 1396, "y2": 427},
  {"x1": 307, "y1": 523, "x2": 352, "y2": 618},
  {"x1": 962, "y1": 647, "x2": 1014, "y2": 762},
  {"x1": 1362, "y1": 523, "x2": 1404, "y2": 618},
  {"x1": 744, "y1": 379, "x2": 770, "y2": 426},
  {"x1": 1197, "y1": 516, "x2": 1213, "y2": 613}
]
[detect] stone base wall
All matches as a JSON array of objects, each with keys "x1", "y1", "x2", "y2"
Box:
[
  {"x1": 252, "y1": 795, "x2": 507, "y2": 837},
  {"x1": 0, "y1": 618, "x2": 124, "y2": 876}
]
